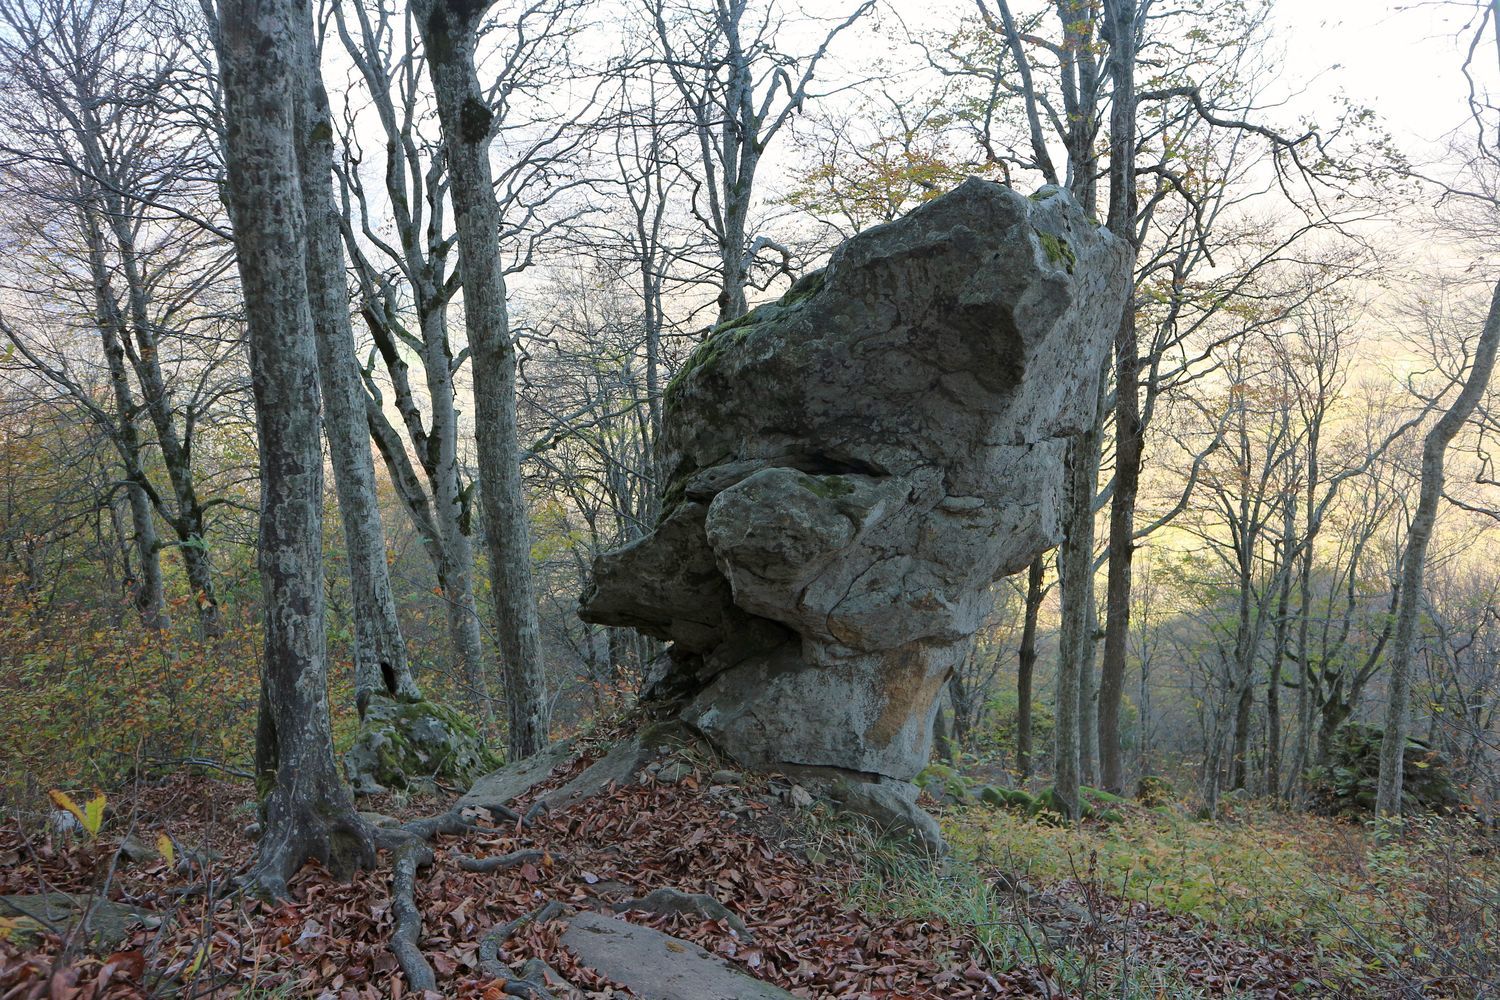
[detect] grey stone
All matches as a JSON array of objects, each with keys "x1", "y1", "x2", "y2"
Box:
[
  {"x1": 559, "y1": 911, "x2": 792, "y2": 1000},
  {"x1": 115, "y1": 834, "x2": 158, "y2": 865},
  {"x1": 581, "y1": 179, "x2": 1128, "y2": 843},
  {"x1": 459, "y1": 737, "x2": 577, "y2": 810},
  {"x1": 0, "y1": 893, "x2": 158, "y2": 950},
  {"x1": 344, "y1": 695, "x2": 500, "y2": 796},
  {"x1": 542, "y1": 723, "x2": 698, "y2": 811},
  {"x1": 656, "y1": 760, "x2": 696, "y2": 784}
]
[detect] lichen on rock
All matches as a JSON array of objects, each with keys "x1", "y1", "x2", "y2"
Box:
[
  {"x1": 580, "y1": 179, "x2": 1130, "y2": 848},
  {"x1": 343, "y1": 694, "x2": 500, "y2": 796}
]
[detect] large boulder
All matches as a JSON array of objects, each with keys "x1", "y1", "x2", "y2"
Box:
[
  {"x1": 343, "y1": 694, "x2": 500, "y2": 796},
  {"x1": 580, "y1": 179, "x2": 1130, "y2": 843},
  {"x1": 1309, "y1": 721, "x2": 1465, "y2": 816}
]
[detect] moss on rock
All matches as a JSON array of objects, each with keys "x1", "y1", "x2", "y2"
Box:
[{"x1": 343, "y1": 695, "x2": 500, "y2": 796}]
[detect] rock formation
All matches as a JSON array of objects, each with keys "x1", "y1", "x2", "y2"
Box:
[{"x1": 580, "y1": 178, "x2": 1131, "y2": 846}]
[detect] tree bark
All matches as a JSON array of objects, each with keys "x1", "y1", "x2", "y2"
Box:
[
  {"x1": 1376, "y1": 279, "x2": 1500, "y2": 819},
  {"x1": 216, "y1": 0, "x2": 373, "y2": 896},
  {"x1": 293, "y1": 17, "x2": 419, "y2": 705},
  {"x1": 1097, "y1": 0, "x2": 1141, "y2": 797},
  {"x1": 414, "y1": 0, "x2": 550, "y2": 758},
  {"x1": 1016, "y1": 556, "x2": 1044, "y2": 780}
]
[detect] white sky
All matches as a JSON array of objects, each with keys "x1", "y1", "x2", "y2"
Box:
[{"x1": 1272, "y1": 0, "x2": 1486, "y2": 162}]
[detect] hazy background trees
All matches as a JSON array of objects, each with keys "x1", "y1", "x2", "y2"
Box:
[{"x1": 0, "y1": 0, "x2": 1496, "y2": 850}]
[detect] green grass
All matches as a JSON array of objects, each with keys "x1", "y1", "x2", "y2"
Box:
[{"x1": 812, "y1": 799, "x2": 1498, "y2": 998}]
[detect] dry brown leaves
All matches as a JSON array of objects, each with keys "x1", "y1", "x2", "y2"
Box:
[{"x1": 0, "y1": 765, "x2": 1337, "y2": 999}]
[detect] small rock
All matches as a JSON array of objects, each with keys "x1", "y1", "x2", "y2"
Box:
[
  {"x1": 657, "y1": 761, "x2": 695, "y2": 784},
  {"x1": 788, "y1": 784, "x2": 814, "y2": 809},
  {"x1": 115, "y1": 834, "x2": 158, "y2": 865},
  {"x1": 176, "y1": 846, "x2": 223, "y2": 874}
]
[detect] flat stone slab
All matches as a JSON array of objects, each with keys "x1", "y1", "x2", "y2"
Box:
[
  {"x1": 0, "y1": 893, "x2": 157, "y2": 949},
  {"x1": 560, "y1": 911, "x2": 791, "y2": 1000},
  {"x1": 458, "y1": 737, "x2": 576, "y2": 809}
]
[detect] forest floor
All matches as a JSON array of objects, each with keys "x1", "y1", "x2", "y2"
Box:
[{"x1": 1, "y1": 741, "x2": 1495, "y2": 999}]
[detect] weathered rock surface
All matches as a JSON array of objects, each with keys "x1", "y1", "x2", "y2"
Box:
[
  {"x1": 457, "y1": 736, "x2": 577, "y2": 810},
  {"x1": 343, "y1": 694, "x2": 499, "y2": 796},
  {"x1": 0, "y1": 893, "x2": 158, "y2": 950},
  {"x1": 559, "y1": 911, "x2": 793, "y2": 1000},
  {"x1": 581, "y1": 179, "x2": 1129, "y2": 843}
]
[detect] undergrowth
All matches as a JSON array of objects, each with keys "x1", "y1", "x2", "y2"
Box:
[{"x1": 819, "y1": 795, "x2": 1498, "y2": 998}]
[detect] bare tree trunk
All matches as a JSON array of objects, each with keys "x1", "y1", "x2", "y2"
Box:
[
  {"x1": 216, "y1": 0, "x2": 373, "y2": 896},
  {"x1": 1079, "y1": 588, "x2": 1098, "y2": 787},
  {"x1": 294, "y1": 20, "x2": 418, "y2": 705},
  {"x1": 87, "y1": 231, "x2": 168, "y2": 629},
  {"x1": 1016, "y1": 555, "x2": 1044, "y2": 780},
  {"x1": 415, "y1": 0, "x2": 549, "y2": 758},
  {"x1": 1097, "y1": 0, "x2": 1140, "y2": 798},
  {"x1": 1055, "y1": 419, "x2": 1100, "y2": 818},
  {"x1": 1377, "y1": 279, "x2": 1500, "y2": 819}
]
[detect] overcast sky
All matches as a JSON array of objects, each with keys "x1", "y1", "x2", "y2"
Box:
[{"x1": 1259, "y1": 0, "x2": 1484, "y2": 161}]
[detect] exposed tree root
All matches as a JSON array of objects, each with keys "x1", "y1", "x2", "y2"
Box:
[
  {"x1": 478, "y1": 900, "x2": 570, "y2": 979},
  {"x1": 390, "y1": 837, "x2": 437, "y2": 991},
  {"x1": 501, "y1": 957, "x2": 579, "y2": 998},
  {"x1": 457, "y1": 849, "x2": 544, "y2": 873},
  {"x1": 245, "y1": 798, "x2": 375, "y2": 901},
  {"x1": 613, "y1": 886, "x2": 754, "y2": 940}
]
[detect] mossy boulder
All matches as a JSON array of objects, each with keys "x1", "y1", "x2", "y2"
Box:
[
  {"x1": 976, "y1": 784, "x2": 1125, "y2": 824},
  {"x1": 915, "y1": 762, "x2": 973, "y2": 803},
  {"x1": 343, "y1": 694, "x2": 500, "y2": 795},
  {"x1": 581, "y1": 179, "x2": 1130, "y2": 852},
  {"x1": 1307, "y1": 721, "x2": 1463, "y2": 817}
]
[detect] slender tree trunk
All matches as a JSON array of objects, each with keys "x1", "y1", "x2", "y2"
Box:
[
  {"x1": 1097, "y1": 0, "x2": 1140, "y2": 797},
  {"x1": 1079, "y1": 588, "x2": 1098, "y2": 786},
  {"x1": 1377, "y1": 280, "x2": 1500, "y2": 819},
  {"x1": 217, "y1": 0, "x2": 373, "y2": 896},
  {"x1": 294, "y1": 18, "x2": 418, "y2": 705},
  {"x1": 1016, "y1": 556, "x2": 1044, "y2": 780},
  {"x1": 83, "y1": 213, "x2": 168, "y2": 629},
  {"x1": 415, "y1": 0, "x2": 549, "y2": 758},
  {"x1": 419, "y1": 306, "x2": 491, "y2": 705},
  {"x1": 1056, "y1": 357, "x2": 1107, "y2": 816},
  {"x1": 1055, "y1": 420, "x2": 1101, "y2": 818}
]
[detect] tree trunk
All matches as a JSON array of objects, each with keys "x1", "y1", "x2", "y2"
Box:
[
  {"x1": 294, "y1": 18, "x2": 419, "y2": 705},
  {"x1": 415, "y1": 0, "x2": 549, "y2": 759},
  {"x1": 1079, "y1": 586, "x2": 1098, "y2": 787},
  {"x1": 1016, "y1": 555, "x2": 1044, "y2": 780},
  {"x1": 1055, "y1": 357, "x2": 1107, "y2": 817},
  {"x1": 1376, "y1": 279, "x2": 1500, "y2": 819},
  {"x1": 1097, "y1": 0, "x2": 1141, "y2": 798},
  {"x1": 1055, "y1": 420, "x2": 1100, "y2": 818},
  {"x1": 217, "y1": 0, "x2": 373, "y2": 896}
]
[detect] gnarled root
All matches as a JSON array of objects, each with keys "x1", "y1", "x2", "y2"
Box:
[
  {"x1": 457, "y1": 849, "x2": 544, "y2": 873},
  {"x1": 245, "y1": 795, "x2": 375, "y2": 901},
  {"x1": 390, "y1": 837, "x2": 437, "y2": 991},
  {"x1": 478, "y1": 900, "x2": 569, "y2": 979},
  {"x1": 614, "y1": 886, "x2": 753, "y2": 940}
]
